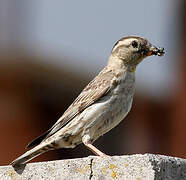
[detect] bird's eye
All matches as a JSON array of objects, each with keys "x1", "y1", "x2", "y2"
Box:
[{"x1": 131, "y1": 41, "x2": 138, "y2": 48}]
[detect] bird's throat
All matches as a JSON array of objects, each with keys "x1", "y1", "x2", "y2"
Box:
[{"x1": 107, "y1": 55, "x2": 136, "y2": 74}]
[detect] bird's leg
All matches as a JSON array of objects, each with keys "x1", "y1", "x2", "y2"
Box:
[
  {"x1": 85, "y1": 143, "x2": 108, "y2": 157},
  {"x1": 82, "y1": 135, "x2": 108, "y2": 157}
]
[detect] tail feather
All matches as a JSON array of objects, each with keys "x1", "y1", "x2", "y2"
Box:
[
  {"x1": 10, "y1": 142, "x2": 53, "y2": 167},
  {"x1": 26, "y1": 130, "x2": 49, "y2": 149}
]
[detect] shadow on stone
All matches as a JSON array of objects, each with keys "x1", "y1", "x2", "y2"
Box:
[
  {"x1": 12, "y1": 164, "x2": 26, "y2": 175},
  {"x1": 148, "y1": 154, "x2": 186, "y2": 180}
]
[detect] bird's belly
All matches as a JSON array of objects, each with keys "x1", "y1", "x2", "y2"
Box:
[
  {"x1": 92, "y1": 93, "x2": 134, "y2": 140},
  {"x1": 55, "y1": 93, "x2": 133, "y2": 148}
]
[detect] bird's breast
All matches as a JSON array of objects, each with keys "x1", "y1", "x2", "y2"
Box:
[
  {"x1": 108, "y1": 71, "x2": 136, "y2": 121},
  {"x1": 89, "y1": 71, "x2": 136, "y2": 139},
  {"x1": 113, "y1": 71, "x2": 135, "y2": 95}
]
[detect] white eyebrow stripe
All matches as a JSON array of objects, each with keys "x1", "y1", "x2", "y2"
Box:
[{"x1": 112, "y1": 38, "x2": 137, "y2": 52}]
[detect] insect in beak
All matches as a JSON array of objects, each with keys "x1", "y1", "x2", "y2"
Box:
[{"x1": 148, "y1": 46, "x2": 165, "y2": 56}]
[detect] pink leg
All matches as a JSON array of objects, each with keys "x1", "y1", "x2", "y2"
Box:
[
  {"x1": 82, "y1": 135, "x2": 108, "y2": 157},
  {"x1": 85, "y1": 142, "x2": 108, "y2": 157}
]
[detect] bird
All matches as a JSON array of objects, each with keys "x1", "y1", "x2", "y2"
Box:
[{"x1": 10, "y1": 36, "x2": 164, "y2": 167}]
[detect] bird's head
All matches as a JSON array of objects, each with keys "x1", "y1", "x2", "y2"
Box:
[{"x1": 111, "y1": 36, "x2": 164, "y2": 68}]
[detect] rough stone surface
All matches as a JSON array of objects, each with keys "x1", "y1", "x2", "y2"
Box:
[{"x1": 0, "y1": 154, "x2": 186, "y2": 180}]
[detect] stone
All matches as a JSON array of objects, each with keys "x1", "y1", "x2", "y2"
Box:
[{"x1": 0, "y1": 154, "x2": 186, "y2": 180}]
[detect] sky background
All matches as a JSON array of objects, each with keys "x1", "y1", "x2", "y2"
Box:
[{"x1": 1, "y1": 0, "x2": 180, "y2": 99}]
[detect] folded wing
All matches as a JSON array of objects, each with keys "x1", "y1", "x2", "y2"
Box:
[{"x1": 27, "y1": 68, "x2": 115, "y2": 148}]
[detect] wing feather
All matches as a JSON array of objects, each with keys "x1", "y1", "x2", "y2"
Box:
[
  {"x1": 48, "y1": 68, "x2": 115, "y2": 136},
  {"x1": 27, "y1": 67, "x2": 115, "y2": 148}
]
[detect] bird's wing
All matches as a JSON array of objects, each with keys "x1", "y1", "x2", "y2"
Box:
[
  {"x1": 49, "y1": 68, "x2": 115, "y2": 136},
  {"x1": 27, "y1": 67, "x2": 115, "y2": 148}
]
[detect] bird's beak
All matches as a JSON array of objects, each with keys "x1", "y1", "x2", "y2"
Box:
[{"x1": 147, "y1": 45, "x2": 165, "y2": 57}]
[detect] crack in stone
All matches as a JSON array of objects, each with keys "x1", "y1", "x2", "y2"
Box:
[{"x1": 89, "y1": 158, "x2": 94, "y2": 180}]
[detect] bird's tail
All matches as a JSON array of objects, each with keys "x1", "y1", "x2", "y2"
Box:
[{"x1": 10, "y1": 142, "x2": 54, "y2": 167}]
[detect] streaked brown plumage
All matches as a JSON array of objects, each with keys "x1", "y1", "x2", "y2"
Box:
[{"x1": 11, "y1": 36, "x2": 164, "y2": 166}]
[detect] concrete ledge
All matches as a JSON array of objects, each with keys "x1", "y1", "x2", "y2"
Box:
[{"x1": 1, "y1": 154, "x2": 186, "y2": 179}]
